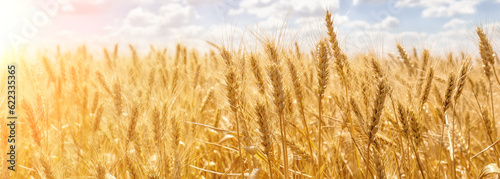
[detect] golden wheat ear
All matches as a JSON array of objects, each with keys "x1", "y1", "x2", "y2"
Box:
[
  {"x1": 315, "y1": 39, "x2": 329, "y2": 176},
  {"x1": 419, "y1": 68, "x2": 433, "y2": 110},
  {"x1": 255, "y1": 102, "x2": 274, "y2": 179},
  {"x1": 250, "y1": 54, "x2": 266, "y2": 96},
  {"x1": 396, "y1": 43, "x2": 414, "y2": 75},
  {"x1": 265, "y1": 42, "x2": 289, "y2": 179},
  {"x1": 286, "y1": 57, "x2": 314, "y2": 168},
  {"x1": 453, "y1": 57, "x2": 471, "y2": 103}
]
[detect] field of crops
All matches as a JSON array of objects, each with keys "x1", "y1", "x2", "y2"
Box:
[{"x1": 2, "y1": 10, "x2": 500, "y2": 178}]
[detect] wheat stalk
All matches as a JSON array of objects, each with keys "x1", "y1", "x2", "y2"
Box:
[
  {"x1": 256, "y1": 102, "x2": 274, "y2": 179},
  {"x1": 266, "y1": 42, "x2": 289, "y2": 179},
  {"x1": 315, "y1": 40, "x2": 329, "y2": 177}
]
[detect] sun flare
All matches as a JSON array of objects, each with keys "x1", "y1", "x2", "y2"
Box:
[{"x1": 0, "y1": 0, "x2": 30, "y2": 55}]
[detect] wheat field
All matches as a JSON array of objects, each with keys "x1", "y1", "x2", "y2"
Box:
[{"x1": 2, "y1": 10, "x2": 500, "y2": 178}]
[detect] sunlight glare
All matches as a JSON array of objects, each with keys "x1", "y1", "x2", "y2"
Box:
[{"x1": 0, "y1": 0, "x2": 30, "y2": 55}]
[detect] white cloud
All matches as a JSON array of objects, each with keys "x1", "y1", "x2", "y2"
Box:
[
  {"x1": 96, "y1": 0, "x2": 201, "y2": 51},
  {"x1": 422, "y1": 1, "x2": 478, "y2": 17},
  {"x1": 345, "y1": 20, "x2": 371, "y2": 29},
  {"x1": 235, "y1": 0, "x2": 339, "y2": 19},
  {"x1": 339, "y1": 26, "x2": 476, "y2": 58},
  {"x1": 396, "y1": 31, "x2": 428, "y2": 40},
  {"x1": 342, "y1": 16, "x2": 399, "y2": 30},
  {"x1": 121, "y1": 2, "x2": 196, "y2": 31},
  {"x1": 158, "y1": 3, "x2": 196, "y2": 26},
  {"x1": 376, "y1": 16, "x2": 399, "y2": 29},
  {"x1": 443, "y1": 18, "x2": 466, "y2": 29},
  {"x1": 348, "y1": 0, "x2": 485, "y2": 17},
  {"x1": 397, "y1": 0, "x2": 481, "y2": 17},
  {"x1": 124, "y1": 7, "x2": 160, "y2": 27},
  {"x1": 397, "y1": 0, "x2": 452, "y2": 7},
  {"x1": 353, "y1": 0, "x2": 391, "y2": 5}
]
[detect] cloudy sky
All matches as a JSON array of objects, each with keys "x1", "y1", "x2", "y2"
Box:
[{"x1": 1, "y1": 0, "x2": 500, "y2": 56}]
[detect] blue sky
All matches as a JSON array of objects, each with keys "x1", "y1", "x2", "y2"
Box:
[{"x1": 1, "y1": 0, "x2": 500, "y2": 55}]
